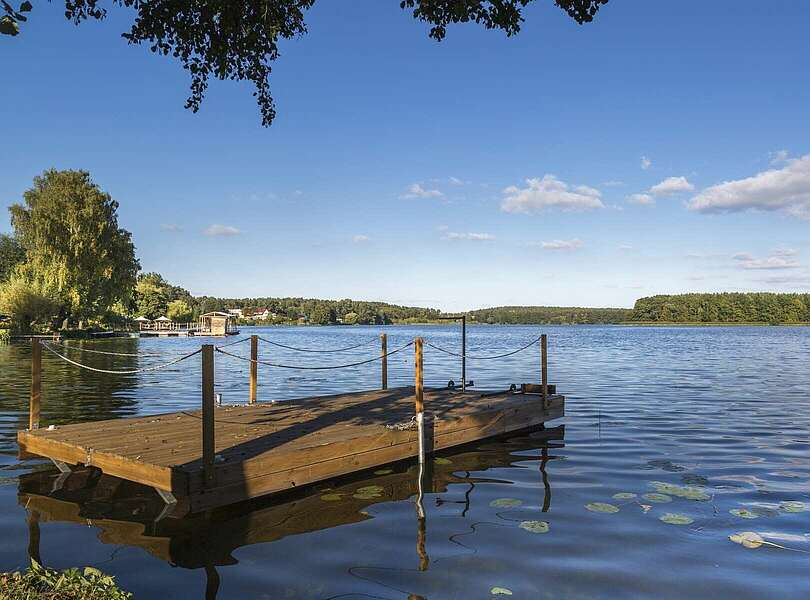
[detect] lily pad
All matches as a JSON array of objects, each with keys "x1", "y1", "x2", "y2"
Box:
[
  {"x1": 491, "y1": 588, "x2": 513, "y2": 596},
  {"x1": 320, "y1": 493, "x2": 343, "y2": 502},
  {"x1": 642, "y1": 493, "x2": 672, "y2": 503},
  {"x1": 612, "y1": 492, "x2": 637, "y2": 500},
  {"x1": 730, "y1": 508, "x2": 759, "y2": 519},
  {"x1": 373, "y1": 468, "x2": 393, "y2": 475},
  {"x1": 649, "y1": 481, "x2": 710, "y2": 501},
  {"x1": 585, "y1": 502, "x2": 620, "y2": 513},
  {"x1": 356, "y1": 485, "x2": 383, "y2": 495},
  {"x1": 434, "y1": 457, "x2": 453, "y2": 465},
  {"x1": 519, "y1": 520, "x2": 550, "y2": 534},
  {"x1": 730, "y1": 531, "x2": 764, "y2": 549},
  {"x1": 490, "y1": 498, "x2": 523, "y2": 508},
  {"x1": 779, "y1": 501, "x2": 808, "y2": 513},
  {"x1": 659, "y1": 513, "x2": 694, "y2": 525}
]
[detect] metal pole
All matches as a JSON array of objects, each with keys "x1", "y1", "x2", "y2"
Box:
[
  {"x1": 461, "y1": 315, "x2": 466, "y2": 392},
  {"x1": 249, "y1": 334, "x2": 258, "y2": 404},
  {"x1": 202, "y1": 344, "x2": 215, "y2": 486},
  {"x1": 30, "y1": 338, "x2": 41, "y2": 430},
  {"x1": 381, "y1": 333, "x2": 388, "y2": 390}
]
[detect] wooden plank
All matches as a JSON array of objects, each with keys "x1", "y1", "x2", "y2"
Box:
[
  {"x1": 414, "y1": 338, "x2": 423, "y2": 413},
  {"x1": 30, "y1": 338, "x2": 41, "y2": 430}
]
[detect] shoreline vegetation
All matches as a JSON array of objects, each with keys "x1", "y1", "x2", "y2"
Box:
[
  {"x1": 0, "y1": 561, "x2": 132, "y2": 599},
  {"x1": 2, "y1": 172, "x2": 810, "y2": 335}
]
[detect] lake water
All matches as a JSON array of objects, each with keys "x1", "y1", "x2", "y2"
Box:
[{"x1": 1, "y1": 325, "x2": 809, "y2": 599}]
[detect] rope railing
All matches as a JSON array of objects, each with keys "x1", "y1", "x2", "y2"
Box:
[
  {"x1": 424, "y1": 335, "x2": 542, "y2": 360},
  {"x1": 40, "y1": 342, "x2": 203, "y2": 375},
  {"x1": 256, "y1": 335, "x2": 378, "y2": 354},
  {"x1": 44, "y1": 336, "x2": 249, "y2": 358},
  {"x1": 215, "y1": 340, "x2": 414, "y2": 371}
]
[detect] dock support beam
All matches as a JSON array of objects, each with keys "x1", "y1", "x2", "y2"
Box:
[
  {"x1": 461, "y1": 315, "x2": 466, "y2": 392},
  {"x1": 380, "y1": 333, "x2": 388, "y2": 390},
  {"x1": 30, "y1": 338, "x2": 41, "y2": 430},
  {"x1": 202, "y1": 344, "x2": 215, "y2": 487},
  {"x1": 541, "y1": 334, "x2": 548, "y2": 407},
  {"x1": 249, "y1": 335, "x2": 258, "y2": 404}
]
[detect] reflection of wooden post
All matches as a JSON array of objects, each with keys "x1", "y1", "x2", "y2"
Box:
[
  {"x1": 417, "y1": 513, "x2": 429, "y2": 571},
  {"x1": 541, "y1": 334, "x2": 548, "y2": 406},
  {"x1": 380, "y1": 333, "x2": 388, "y2": 390},
  {"x1": 249, "y1": 335, "x2": 258, "y2": 404},
  {"x1": 27, "y1": 509, "x2": 41, "y2": 565},
  {"x1": 202, "y1": 344, "x2": 215, "y2": 486},
  {"x1": 30, "y1": 338, "x2": 41, "y2": 430},
  {"x1": 414, "y1": 337, "x2": 423, "y2": 413}
]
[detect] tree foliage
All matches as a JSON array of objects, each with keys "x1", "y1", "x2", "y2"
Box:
[
  {"x1": 2, "y1": 1, "x2": 608, "y2": 126},
  {"x1": 632, "y1": 293, "x2": 810, "y2": 324},
  {"x1": 468, "y1": 305, "x2": 632, "y2": 324},
  {"x1": 0, "y1": 233, "x2": 26, "y2": 282},
  {"x1": 166, "y1": 298, "x2": 193, "y2": 322},
  {"x1": 0, "y1": 266, "x2": 61, "y2": 331},
  {"x1": 9, "y1": 170, "x2": 140, "y2": 324}
]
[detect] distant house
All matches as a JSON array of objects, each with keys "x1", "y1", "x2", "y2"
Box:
[
  {"x1": 226, "y1": 308, "x2": 244, "y2": 318},
  {"x1": 244, "y1": 307, "x2": 272, "y2": 320}
]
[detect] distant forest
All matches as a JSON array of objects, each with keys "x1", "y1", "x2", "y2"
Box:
[
  {"x1": 631, "y1": 293, "x2": 810, "y2": 324},
  {"x1": 467, "y1": 306, "x2": 633, "y2": 324}
]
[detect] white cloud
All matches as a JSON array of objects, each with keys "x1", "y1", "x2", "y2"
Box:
[
  {"x1": 759, "y1": 273, "x2": 810, "y2": 288},
  {"x1": 732, "y1": 251, "x2": 800, "y2": 270},
  {"x1": 688, "y1": 155, "x2": 810, "y2": 218},
  {"x1": 769, "y1": 149, "x2": 790, "y2": 166},
  {"x1": 627, "y1": 193, "x2": 655, "y2": 205},
  {"x1": 538, "y1": 238, "x2": 584, "y2": 251},
  {"x1": 444, "y1": 232, "x2": 496, "y2": 242},
  {"x1": 160, "y1": 223, "x2": 182, "y2": 232},
  {"x1": 352, "y1": 235, "x2": 370, "y2": 243},
  {"x1": 448, "y1": 177, "x2": 464, "y2": 186},
  {"x1": 400, "y1": 183, "x2": 444, "y2": 199},
  {"x1": 204, "y1": 224, "x2": 241, "y2": 236},
  {"x1": 641, "y1": 156, "x2": 652, "y2": 170},
  {"x1": 649, "y1": 176, "x2": 695, "y2": 196},
  {"x1": 500, "y1": 175, "x2": 604, "y2": 214}
]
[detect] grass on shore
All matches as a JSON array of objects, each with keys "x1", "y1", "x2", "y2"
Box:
[{"x1": 0, "y1": 561, "x2": 131, "y2": 600}]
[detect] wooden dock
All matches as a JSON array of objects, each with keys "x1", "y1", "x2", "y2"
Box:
[
  {"x1": 20, "y1": 333, "x2": 562, "y2": 513},
  {"x1": 18, "y1": 386, "x2": 563, "y2": 512}
]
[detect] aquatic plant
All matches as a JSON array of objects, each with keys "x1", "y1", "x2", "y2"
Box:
[
  {"x1": 585, "y1": 502, "x2": 620, "y2": 513},
  {"x1": 729, "y1": 532, "x2": 810, "y2": 553},
  {"x1": 649, "y1": 481, "x2": 710, "y2": 501},
  {"x1": 0, "y1": 560, "x2": 132, "y2": 599},
  {"x1": 612, "y1": 492, "x2": 637, "y2": 500},
  {"x1": 779, "y1": 501, "x2": 808, "y2": 513},
  {"x1": 490, "y1": 498, "x2": 523, "y2": 508},
  {"x1": 320, "y1": 493, "x2": 343, "y2": 502},
  {"x1": 373, "y1": 468, "x2": 393, "y2": 475},
  {"x1": 491, "y1": 587, "x2": 514, "y2": 596},
  {"x1": 642, "y1": 493, "x2": 672, "y2": 503},
  {"x1": 519, "y1": 520, "x2": 550, "y2": 534},
  {"x1": 730, "y1": 508, "x2": 759, "y2": 519},
  {"x1": 352, "y1": 485, "x2": 384, "y2": 500},
  {"x1": 434, "y1": 457, "x2": 453, "y2": 465},
  {"x1": 659, "y1": 513, "x2": 694, "y2": 525}
]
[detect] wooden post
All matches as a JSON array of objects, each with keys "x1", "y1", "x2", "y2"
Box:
[
  {"x1": 414, "y1": 337, "x2": 423, "y2": 414},
  {"x1": 461, "y1": 315, "x2": 466, "y2": 392},
  {"x1": 541, "y1": 333, "x2": 548, "y2": 406},
  {"x1": 249, "y1": 334, "x2": 258, "y2": 404},
  {"x1": 380, "y1": 333, "x2": 388, "y2": 390},
  {"x1": 30, "y1": 338, "x2": 41, "y2": 430},
  {"x1": 202, "y1": 344, "x2": 215, "y2": 486}
]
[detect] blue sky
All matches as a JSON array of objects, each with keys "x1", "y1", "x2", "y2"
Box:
[{"x1": 3, "y1": 1, "x2": 810, "y2": 311}]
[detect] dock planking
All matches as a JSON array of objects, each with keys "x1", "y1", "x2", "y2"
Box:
[{"x1": 18, "y1": 386, "x2": 564, "y2": 512}]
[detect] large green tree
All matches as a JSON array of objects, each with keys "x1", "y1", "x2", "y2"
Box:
[
  {"x1": 9, "y1": 170, "x2": 140, "y2": 325},
  {"x1": 1, "y1": 1, "x2": 608, "y2": 126},
  {"x1": 0, "y1": 233, "x2": 25, "y2": 282}
]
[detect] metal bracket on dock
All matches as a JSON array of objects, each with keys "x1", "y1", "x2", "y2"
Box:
[
  {"x1": 50, "y1": 459, "x2": 72, "y2": 493},
  {"x1": 154, "y1": 487, "x2": 178, "y2": 522}
]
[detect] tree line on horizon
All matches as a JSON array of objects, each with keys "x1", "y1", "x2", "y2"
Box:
[{"x1": 631, "y1": 293, "x2": 810, "y2": 324}]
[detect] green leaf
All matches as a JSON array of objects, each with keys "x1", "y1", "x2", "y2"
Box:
[
  {"x1": 730, "y1": 508, "x2": 759, "y2": 519},
  {"x1": 586, "y1": 502, "x2": 620, "y2": 513},
  {"x1": 659, "y1": 513, "x2": 694, "y2": 525},
  {"x1": 490, "y1": 498, "x2": 523, "y2": 508},
  {"x1": 519, "y1": 520, "x2": 549, "y2": 534},
  {"x1": 0, "y1": 15, "x2": 20, "y2": 35},
  {"x1": 729, "y1": 531, "x2": 764, "y2": 549},
  {"x1": 491, "y1": 587, "x2": 514, "y2": 595},
  {"x1": 19, "y1": 1, "x2": 32, "y2": 12},
  {"x1": 612, "y1": 492, "x2": 637, "y2": 500},
  {"x1": 779, "y1": 501, "x2": 808, "y2": 513},
  {"x1": 642, "y1": 493, "x2": 672, "y2": 503}
]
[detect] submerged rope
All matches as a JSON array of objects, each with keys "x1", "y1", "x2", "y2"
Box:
[
  {"x1": 215, "y1": 340, "x2": 414, "y2": 370},
  {"x1": 41, "y1": 342, "x2": 202, "y2": 374},
  {"x1": 257, "y1": 335, "x2": 378, "y2": 354},
  {"x1": 424, "y1": 335, "x2": 542, "y2": 360}
]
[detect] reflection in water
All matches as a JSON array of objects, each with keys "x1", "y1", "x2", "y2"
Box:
[{"x1": 17, "y1": 427, "x2": 564, "y2": 597}]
